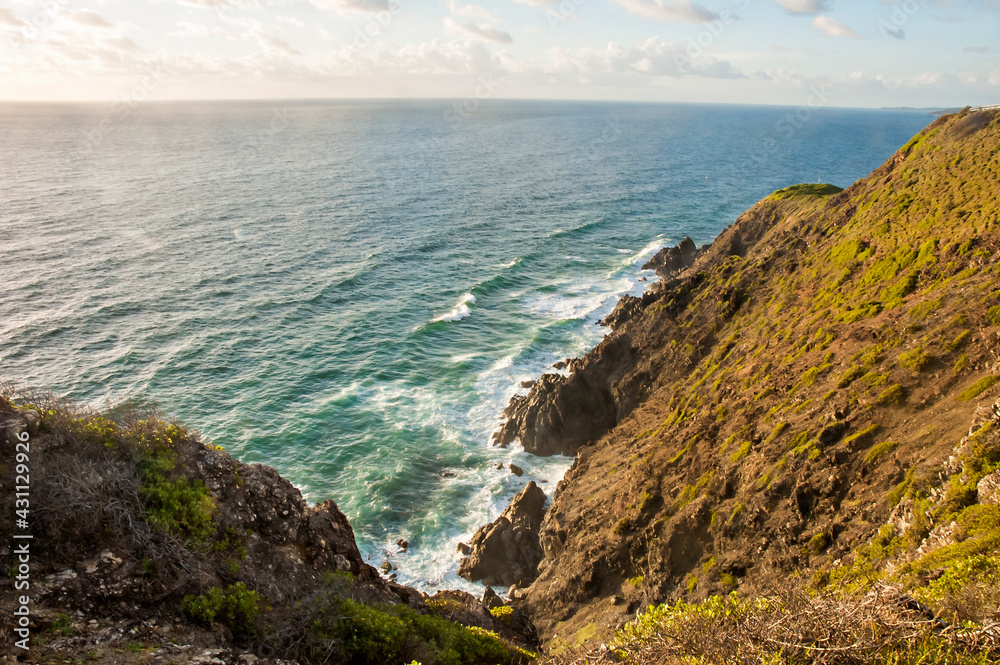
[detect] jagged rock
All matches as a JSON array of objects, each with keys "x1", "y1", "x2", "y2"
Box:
[
  {"x1": 482, "y1": 587, "x2": 503, "y2": 610},
  {"x1": 599, "y1": 295, "x2": 643, "y2": 330},
  {"x1": 380, "y1": 561, "x2": 393, "y2": 574},
  {"x1": 520, "y1": 380, "x2": 536, "y2": 389},
  {"x1": 426, "y1": 589, "x2": 539, "y2": 648},
  {"x1": 978, "y1": 470, "x2": 1000, "y2": 505},
  {"x1": 457, "y1": 542, "x2": 472, "y2": 555},
  {"x1": 641, "y1": 237, "x2": 701, "y2": 278},
  {"x1": 491, "y1": 369, "x2": 620, "y2": 456},
  {"x1": 458, "y1": 482, "x2": 547, "y2": 588},
  {"x1": 819, "y1": 421, "x2": 848, "y2": 445},
  {"x1": 509, "y1": 464, "x2": 524, "y2": 477}
]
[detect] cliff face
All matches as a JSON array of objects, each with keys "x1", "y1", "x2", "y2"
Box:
[
  {"x1": 0, "y1": 395, "x2": 536, "y2": 664},
  {"x1": 497, "y1": 108, "x2": 1000, "y2": 649}
]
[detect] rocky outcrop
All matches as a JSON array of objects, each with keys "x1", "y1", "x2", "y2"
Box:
[
  {"x1": 492, "y1": 370, "x2": 620, "y2": 457},
  {"x1": 492, "y1": 209, "x2": 782, "y2": 458},
  {"x1": 978, "y1": 471, "x2": 1000, "y2": 505},
  {"x1": 426, "y1": 589, "x2": 539, "y2": 648},
  {"x1": 458, "y1": 482, "x2": 547, "y2": 588},
  {"x1": 599, "y1": 295, "x2": 642, "y2": 331},
  {"x1": 641, "y1": 236, "x2": 702, "y2": 278}
]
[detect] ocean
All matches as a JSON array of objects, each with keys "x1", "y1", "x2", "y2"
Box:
[{"x1": 0, "y1": 100, "x2": 931, "y2": 593}]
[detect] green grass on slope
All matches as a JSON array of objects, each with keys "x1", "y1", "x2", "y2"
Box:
[{"x1": 770, "y1": 183, "x2": 845, "y2": 199}]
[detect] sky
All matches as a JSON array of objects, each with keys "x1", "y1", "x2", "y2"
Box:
[{"x1": 0, "y1": 0, "x2": 997, "y2": 106}]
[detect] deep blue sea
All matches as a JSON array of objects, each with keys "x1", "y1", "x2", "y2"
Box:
[{"x1": 0, "y1": 100, "x2": 931, "y2": 592}]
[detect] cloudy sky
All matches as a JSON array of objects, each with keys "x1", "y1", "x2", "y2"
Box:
[{"x1": 0, "y1": 0, "x2": 997, "y2": 106}]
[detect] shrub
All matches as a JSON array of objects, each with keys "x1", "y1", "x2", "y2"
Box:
[
  {"x1": 489, "y1": 605, "x2": 514, "y2": 626},
  {"x1": 730, "y1": 441, "x2": 752, "y2": 463},
  {"x1": 953, "y1": 353, "x2": 970, "y2": 375},
  {"x1": 947, "y1": 330, "x2": 972, "y2": 351},
  {"x1": 957, "y1": 375, "x2": 1000, "y2": 402},
  {"x1": 844, "y1": 423, "x2": 881, "y2": 449},
  {"x1": 876, "y1": 384, "x2": 906, "y2": 407},
  {"x1": 838, "y1": 364, "x2": 867, "y2": 388},
  {"x1": 864, "y1": 441, "x2": 900, "y2": 468},
  {"x1": 897, "y1": 347, "x2": 931, "y2": 371},
  {"x1": 808, "y1": 532, "x2": 829, "y2": 555},
  {"x1": 614, "y1": 516, "x2": 633, "y2": 535},
  {"x1": 183, "y1": 583, "x2": 262, "y2": 633},
  {"x1": 140, "y1": 462, "x2": 216, "y2": 544}
]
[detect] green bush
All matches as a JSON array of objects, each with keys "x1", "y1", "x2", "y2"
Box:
[
  {"x1": 876, "y1": 384, "x2": 906, "y2": 407},
  {"x1": 141, "y1": 461, "x2": 216, "y2": 543},
  {"x1": 489, "y1": 605, "x2": 514, "y2": 626},
  {"x1": 730, "y1": 441, "x2": 752, "y2": 463},
  {"x1": 183, "y1": 582, "x2": 262, "y2": 633},
  {"x1": 957, "y1": 375, "x2": 1000, "y2": 402},
  {"x1": 897, "y1": 347, "x2": 931, "y2": 371},
  {"x1": 808, "y1": 532, "x2": 829, "y2": 555},
  {"x1": 328, "y1": 599, "x2": 532, "y2": 665},
  {"x1": 864, "y1": 440, "x2": 900, "y2": 468}
]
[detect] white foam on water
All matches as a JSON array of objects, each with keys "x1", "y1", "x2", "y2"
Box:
[
  {"x1": 354, "y1": 235, "x2": 669, "y2": 595},
  {"x1": 433, "y1": 292, "x2": 477, "y2": 322}
]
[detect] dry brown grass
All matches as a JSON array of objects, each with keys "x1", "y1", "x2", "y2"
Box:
[{"x1": 545, "y1": 583, "x2": 1000, "y2": 665}]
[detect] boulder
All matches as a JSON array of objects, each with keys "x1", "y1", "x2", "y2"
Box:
[
  {"x1": 641, "y1": 237, "x2": 701, "y2": 279},
  {"x1": 509, "y1": 464, "x2": 524, "y2": 477},
  {"x1": 458, "y1": 482, "x2": 547, "y2": 588},
  {"x1": 978, "y1": 470, "x2": 1000, "y2": 505}
]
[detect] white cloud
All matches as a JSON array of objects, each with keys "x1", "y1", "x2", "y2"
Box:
[
  {"x1": 0, "y1": 8, "x2": 25, "y2": 26},
  {"x1": 543, "y1": 37, "x2": 742, "y2": 78},
  {"x1": 608, "y1": 0, "x2": 717, "y2": 22},
  {"x1": 812, "y1": 15, "x2": 860, "y2": 38},
  {"x1": 776, "y1": 0, "x2": 830, "y2": 15},
  {"x1": 65, "y1": 10, "x2": 118, "y2": 29},
  {"x1": 447, "y1": 0, "x2": 502, "y2": 23},
  {"x1": 169, "y1": 20, "x2": 237, "y2": 39},
  {"x1": 310, "y1": 0, "x2": 394, "y2": 12},
  {"x1": 443, "y1": 17, "x2": 512, "y2": 44}
]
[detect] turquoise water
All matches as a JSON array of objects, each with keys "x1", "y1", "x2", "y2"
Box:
[{"x1": 0, "y1": 100, "x2": 931, "y2": 592}]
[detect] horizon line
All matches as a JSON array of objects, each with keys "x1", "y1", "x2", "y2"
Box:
[{"x1": 0, "y1": 96, "x2": 972, "y2": 113}]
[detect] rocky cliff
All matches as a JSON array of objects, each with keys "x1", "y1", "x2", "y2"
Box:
[
  {"x1": 486, "y1": 108, "x2": 1000, "y2": 657},
  {"x1": 0, "y1": 394, "x2": 536, "y2": 665}
]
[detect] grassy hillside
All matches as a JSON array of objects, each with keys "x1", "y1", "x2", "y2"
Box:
[{"x1": 515, "y1": 108, "x2": 1000, "y2": 662}]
